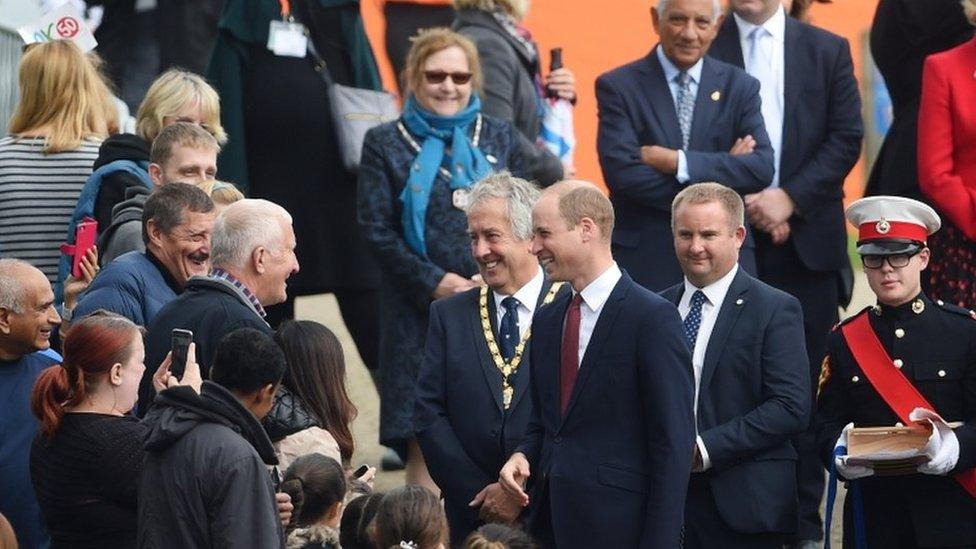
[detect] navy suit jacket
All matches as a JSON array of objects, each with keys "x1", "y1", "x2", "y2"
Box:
[
  {"x1": 661, "y1": 268, "x2": 810, "y2": 534},
  {"x1": 415, "y1": 279, "x2": 569, "y2": 544},
  {"x1": 516, "y1": 272, "x2": 695, "y2": 548},
  {"x1": 709, "y1": 16, "x2": 862, "y2": 273},
  {"x1": 596, "y1": 49, "x2": 774, "y2": 291}
]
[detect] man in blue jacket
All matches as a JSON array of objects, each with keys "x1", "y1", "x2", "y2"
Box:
[
  {"x1": 71, "y1": 183, "x2": 215, "y2": 327},
  {"x1": 661, "y1": 183, "x2": 809, "y2": 548}
]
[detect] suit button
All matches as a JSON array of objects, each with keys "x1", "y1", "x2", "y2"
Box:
[
  {"x1": 893, "y1": 359, "x2": 903, "y2": 369},
  {"x1": 938, "y1": 370, "x2": 947, "y2": 378},
  {"x1": 851, "y1": 375, "x2": 860, "y2": 383},
  {"x1": 895, "y1": 422, "x2": 904, "y2": 427},
  {"x1": 554, "y1": 436, "x2": 562, "y2": 444},
  {"x1": 489, "y1": 430, "x2": 497, "y2": 437},
  {"x1": 895, "y1": 328, "x2": 905, "y2": 338}
]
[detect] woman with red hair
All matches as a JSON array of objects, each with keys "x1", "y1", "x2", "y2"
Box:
[{"x1": 28, "y1": 312, "x2": 198, "y2": 548}]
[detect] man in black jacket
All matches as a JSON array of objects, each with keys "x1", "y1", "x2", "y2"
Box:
[
  {"x1": 139, "y1": 328, "x2": 286, "y2": 548},
  {"x1": 138, "y1": 198, "x2": 298, "y2": 415}
]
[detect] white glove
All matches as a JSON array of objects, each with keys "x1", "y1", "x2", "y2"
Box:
[
  {"x1": 834, "y1": 422, "x2": 875, "y2": 480},
  {"x1": 911, "y1": 408, "x2": 960, "y2": 476}
]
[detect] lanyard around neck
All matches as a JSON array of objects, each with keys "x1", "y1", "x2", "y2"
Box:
[{"x1": 278, "y1": 0, "x2": 292, "y2": 20}]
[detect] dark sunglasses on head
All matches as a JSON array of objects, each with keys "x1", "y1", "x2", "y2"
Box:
[
  {"x1": 861, "y1": 251, "x2": 920, "y2": 270},
  {"x1": 423, "y1": 70, "x2": 473, "y2": 85}
]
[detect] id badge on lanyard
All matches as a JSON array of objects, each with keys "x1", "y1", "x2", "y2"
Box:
[{"x1": 267, "y1": 0, "x2": 308, "y2": 58}]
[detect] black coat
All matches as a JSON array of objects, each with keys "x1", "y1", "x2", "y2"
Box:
[
  {"x1": 138, "y1": 276, "x2": 272, "y2": 416},
  {"x1": 453, "y1": 9, "x2": 564, "y2": 184},
  {"x1": 91, "y1": 134, "x2": 151, "y2": 233},
  {"x1": 815, "y1": 294, "x2": 976, "y2": 547},
  {"x1": 864, "y1": 0, "x2": 972, "y2": 199},
  {"x1": 139, "y1": 382, "x2": 283, "y2": 548}
]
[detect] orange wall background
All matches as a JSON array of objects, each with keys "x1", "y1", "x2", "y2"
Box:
[{"x1": 361, "y1": 1, "x2": 876, "y2": 203}]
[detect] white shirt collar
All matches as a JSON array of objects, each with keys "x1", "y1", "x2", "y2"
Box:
[
  {"x1": 578, "y1": 262, "x2": 623, "y2": 313},
  {"x1": 733, "y1": 3, "x2": 786, "y2": 43},
  {"x1": 682, "y1": 263, "x2": 739, "y2": 307},
  {"x1": 656, "y1": 44, "x2": 704, "y2": 85},
  {"x1": 492, "y1": 265, "x2": 545, "y2": 314}
]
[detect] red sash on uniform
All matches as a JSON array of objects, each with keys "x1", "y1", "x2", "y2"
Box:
[{"x1": 841, "y1": 313, "x2": 976, "y2": 498}]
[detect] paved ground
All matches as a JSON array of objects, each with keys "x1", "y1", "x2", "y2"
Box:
[{"x1": 293, "y1": 270, "x2": 875, "y2": 546}]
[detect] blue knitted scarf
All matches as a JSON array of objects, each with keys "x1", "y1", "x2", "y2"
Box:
[{"x1": 399, "y1": 93, "x2": 491, "y2": 256}]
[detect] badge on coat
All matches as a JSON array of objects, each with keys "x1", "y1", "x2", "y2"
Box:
[
  {"x1": 268, "y1": 20, "x2": 308, "y2": 58},
  {"x1": 452, "y1": 189, "x2": 470, "y2": 211}
]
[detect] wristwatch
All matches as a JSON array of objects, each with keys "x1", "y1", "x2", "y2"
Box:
[{"x1": 60, "y1": 304, "x2": 73, "y2": 322}]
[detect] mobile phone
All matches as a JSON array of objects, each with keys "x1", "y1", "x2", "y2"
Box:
[
  {"x1": 353, "y1": 464, "x2": 370, "y2": 478},
  {"x1": 171, "y1": 329, "x2": 193, "y2": 377},
  {"x1": 59, "y1": 217, "x2": 98, "y2": 278}
]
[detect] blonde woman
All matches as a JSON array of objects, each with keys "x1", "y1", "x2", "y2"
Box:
[
  {"x1": 86, "y1": 68, "x2": 227, "y2": 234},
  {"x1": 0, "y1": 40, "x2": 116, "y2": 285}
]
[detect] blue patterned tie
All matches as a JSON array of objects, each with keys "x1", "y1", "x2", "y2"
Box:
[
  {"x1": 676, "y1": 71, "x2": 696, "y2": 151},
  {"x1": 500, "y1": 297, "x2": 521, "y2": 360},
  {"x1": 683, "y1": 290, "x2": 707, "y2": 349}
]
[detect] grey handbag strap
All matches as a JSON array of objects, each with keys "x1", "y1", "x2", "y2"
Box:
[{"x1": 304, "y1": 28, "x2": 336, "y2": 88}]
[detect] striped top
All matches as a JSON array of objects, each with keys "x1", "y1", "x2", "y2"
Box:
[{"x1": 0, "y1": 136, "x2": 101, "y2": 285}]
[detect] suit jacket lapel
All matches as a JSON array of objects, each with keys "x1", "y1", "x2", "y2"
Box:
[
  {"x1": 559, "y1": 276, "x2": 630, "y2": 428},
  {"x1": 471, "y1": 289, "x2": 504, "y2": 411},
  {"x1": 699, "y1": 269, "x2": 751, "y2": 393},
  {"x1": 713, "y1": 16, "x2": 745, "y2": 67},
  {"x1": 781, "y1": 16, "x2": 802, "y2": 175},
  {"x1": 690, "y1": 58, "x2": 723, "y2": 150},
  {"x1": 638, "y1": 51, "x2": 684, "y2": 149}
]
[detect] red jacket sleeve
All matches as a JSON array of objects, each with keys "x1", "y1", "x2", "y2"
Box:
[{"x1": 918, "y1": 54, "x2": 976, "y2": 239}]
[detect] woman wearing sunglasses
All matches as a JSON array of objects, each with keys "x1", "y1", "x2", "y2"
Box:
[{"x1": 358, "y1": 27, "x2": 550, "y2": 491}]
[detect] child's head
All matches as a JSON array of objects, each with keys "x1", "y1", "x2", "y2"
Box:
[
  {"x1": 372, "y1": 486, "x2": 448, "y2": 549},
  {"x1": 280, "y1": 453, "x2": 347, "y2": 529},
  {"x1": 341, "y1": 492, "x2": 384, "y2": 549},
  {"x1": 463, "y1": 524, "x2": 537, "y2": 549}
]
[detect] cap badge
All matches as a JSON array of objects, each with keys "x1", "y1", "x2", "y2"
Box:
[
  {"x1": 912, "y1": 299, "x2": 925, "y2": 314},
  {"x1": 876, "y1": 218, "x2": 891, "y2": 234}
]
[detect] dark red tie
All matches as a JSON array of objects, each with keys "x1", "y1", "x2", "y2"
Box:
[{"x1": 560, "y1": 293, "x2": 583, "y2": 416}]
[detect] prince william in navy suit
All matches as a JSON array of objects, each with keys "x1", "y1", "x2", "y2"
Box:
[
  {"x1": 596, "y1": 0, "x2": 775, "y2": 292},
  {"x1": 500, "y1": 181, "x2": 695, "y2": 548},
  {"x1": 415, "y1": 173, "x2": 568, "y2": 545},
  {"x1": 662, "y1": 183, "x2": 809, "y2": 548}
]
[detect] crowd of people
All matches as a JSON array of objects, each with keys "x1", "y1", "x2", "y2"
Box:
[{"x1": 1, "y1": 0, "x2": 976, "y2": 548}]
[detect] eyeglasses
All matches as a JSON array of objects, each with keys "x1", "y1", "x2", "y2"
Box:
[
  {"x1": 862, "y1": 252, "x2": 919, "y2": 270},
  {"x1": 423, "y1": 71, "x2": 473, "y2": 85}
]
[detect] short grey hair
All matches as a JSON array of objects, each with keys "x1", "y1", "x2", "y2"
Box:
[
  {"x1": 211, "y1": 199, "x2": 293, "y2": 270},
  {"x1": 0, "y1": 259, "x2": 37, "y2": 314},
  {"x1": 466, "y1": 172, "x2": 540, "y2": 241},
  {"x1": 656, "y1": 0, "x2": 723, "y2": 22},
  {"x1": 671, "y1": 182, "x2": 745, "y2": 231}
]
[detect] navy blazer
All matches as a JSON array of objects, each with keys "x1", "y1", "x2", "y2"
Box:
[
  {"x1": 709, "y1": 15, "x2": 862, "y2": 273},
  {"x1": 415, "y1": 279, "x2": 568, "y2": 544},
  {"x1": 661, "y1": 268, "x2": 810, "y2": 534},
  {"x1": 596, "y1": 49, "x2": 773, "y2": 292},
  {"x1": 516, "y1": 272, "x2": 695, "y2": 548}
]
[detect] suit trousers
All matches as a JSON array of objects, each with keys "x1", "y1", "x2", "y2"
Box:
[
  {"x1": 685, "y1": 474, "x2": 786, "y2": 549},
  {"x1": 756, "y1": 232, "x2": 840, "y2": 541}
]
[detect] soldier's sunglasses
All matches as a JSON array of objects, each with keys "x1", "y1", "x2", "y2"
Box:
[{"x1": 862, "y1": 251, "x2": 920, "y2": 269}]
